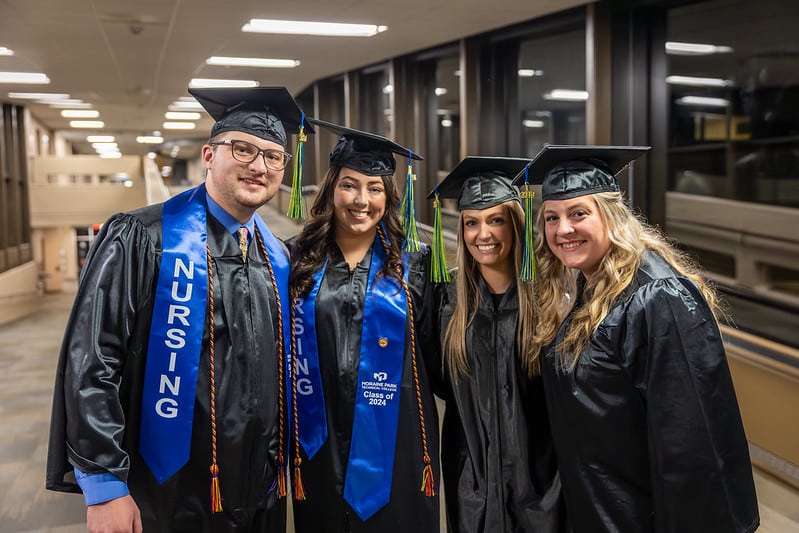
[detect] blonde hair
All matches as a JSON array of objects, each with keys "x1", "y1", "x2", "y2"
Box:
[
  {"x1": 443, "y1": 201, "x2": 539, "y2": 379},
  {"x1": 533, "y1": 191, "x2": 722, "y2": 371}
]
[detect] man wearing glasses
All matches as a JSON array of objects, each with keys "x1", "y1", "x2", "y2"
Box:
[{"x1": 46, "y1": 87, "x2": 312, "y2": 533}]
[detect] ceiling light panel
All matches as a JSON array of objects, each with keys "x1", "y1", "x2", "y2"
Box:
[
  {"x1": 206, "y1": 56, "x2": 300, "y2": 68},
  {"x1": 189, "y1": 78, "x2": 259, "y2": 88},
  {"x1": 0, "y1": 72, "x2": 50, "y2": 84},
  {"x1": 242, "y1": 19, "x2": 387, "y2": 37}
]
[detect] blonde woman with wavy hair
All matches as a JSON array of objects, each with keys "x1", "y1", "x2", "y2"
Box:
[
  {"x1": 518, "y1": 145, "x2": 759, "y2": 533},
  {"x1": 431, "y1": 157, "x2": 567, "y2": 533}
]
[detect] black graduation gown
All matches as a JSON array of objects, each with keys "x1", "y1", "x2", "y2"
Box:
[
  {"x1": 291, "y1": 245, "x2": 440, "y2": 533},
  {"x1": 541, "y1": 251, "x2": 759, "y2": 533},
  {"x1": 46, "y1": 202, "x2": 287, "y2": 532},
  {"x1": 436, "y1": 277, "x2": 567, "y2": 533}
]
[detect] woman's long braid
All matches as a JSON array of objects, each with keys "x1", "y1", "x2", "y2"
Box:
[{"x1": 376, "y1": 226, "x2": 436, "y2": 496}]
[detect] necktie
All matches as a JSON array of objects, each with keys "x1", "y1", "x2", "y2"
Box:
[{"x1": 238, "y1": 226, "x2": 249, "y2": 263}]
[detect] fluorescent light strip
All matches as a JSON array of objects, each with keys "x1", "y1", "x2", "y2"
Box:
[
  {"x1": 206, "y1": 56, "x2": 300, "y2": 68},
  {"x1": 136, "y1": 136, "x2": 164, "y2": 144},
  {"x1": 242, "y1": 19, "x2": 387, "y2": 37},
  {"x1": 666, "y1": 42, "x2": 733, "y2": 55},
  {"x1": 169, "y1": 102, "x2": 204, "y2": 111},
  {"x1": 164, "y1": 111, "x2": 201, "y2": 120},
  {"x1": 518, "y1": 69, "x2": 544, "y2": 77},
  {"x1": 100, "y1": 153, "x2": 122, "y2": 159},
  {"x1": 189, "y1": 78, "x2": 259, "y2": 88},
  {"x1": 523, "y1": 120, "x2": 545, "y2": 128},
  {"x1": 87, "y1": 135, "x2": 115, "y2": 143},
  {"x1": 47, "y1": 102, "x2": 94, "y2": 109},
  {"x1": 666, "y1": 75, "x2": 732, "y2": 88},
  {"x1": 70, "y1": 120, "x2": 104, "y2": 128},
  {"x1": 8, "y1": 92, "x2": 69, "y2": 99},
  {"x1": 61, "y1": 110, "x2": 99, "y2": 118},
  {"x1": 163, "y1": 122, "x2": 196, "y2": 130},
  {"x1": 0, "y1": 47, "x2": 14, "y2": 56},
  {"x1": 676, "y1": 96, "x2": 729, "y2": 107},
  {"x1": 543, "y1": 89, "x2": 589, "y2": 101},
  {"x1": 434, "y1": 88, "x2": 447, "y2": 96},
  {"x1": 0, "y1": 72, "x2": 50, "y2": 84}
]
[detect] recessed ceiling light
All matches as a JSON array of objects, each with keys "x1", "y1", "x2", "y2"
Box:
[
  {"x1": 242, "y1": 19, "x2": 387, "y2": 37},
  {"x1": 91, "y1": 142, "x2": 118, "y2": 151},
  {"x1": 137, "y1": 136, "x2": 164, "y2": 144},
  {"x1": 87, "y1": 135, "x2": 115, "y2": 143},
  {"x1": 676, "y1": 96, "x2": 729, "y2": 107},
  {"x1": 61, "y1": 109, "x2": 99, "y2": 118},
  {"x1": 163, "y1": 122, "x2": 196, "y2": 130},
  {"x1": 70, "y1": 120, "x2": 104, "y2": 128},
  {"x1": 100, "y1": 153, "x2": 123, "y2": 159},
  {"x1": 206, "y1": 56, "x2": 300, "y2": 68},
  {"x1": 169, "y1": 101, "x2": 204, "y2": 111},
  {"x1": 518, "y1": 69, "x2": 544, "y2": 77},
  {"x1": 543, "y1": 89, "x2": 589, "y2": 101},
  {"x1": 189, "y1": 78, "x2": 259, "y2": 88},
  {"x1": 666, "y1": 75, "x2": 733, "y2": 88},
  {"x1": 440, "y1": 118, "x2": 453, "y2": 128},
  {"x1": 0, "y1": 72, "x2": 50, "y2": 84},
  {"x1": 164, "y1": 111, "x2": 201, "y2": 120},
  {"x1": 8, "y1": 92, "x2": 69, "y2": 99},
  {"x1": 523, "y1": 120, "x2": 545, "y2": 128},
  {"x1": 666, "y1": 42, "x2": 733, "y2": 55},
  {"x1": 0, "y1": 47, "x2": 14, "y2": 56},
  {"x1": 435, "y1": 88, "x2": 448, "y2": 96},
  {"x1": 47, "y1": 102, "x2": 94, "y2": 109}
]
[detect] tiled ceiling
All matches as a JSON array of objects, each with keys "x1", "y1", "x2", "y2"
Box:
[{"x1": 0, "y1": 0, "x2": 587, "y2": 156}]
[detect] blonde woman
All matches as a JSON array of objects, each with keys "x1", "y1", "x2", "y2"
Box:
[
  {"x1": 519, "y1": 145, "x2": 759, "y2": 533},
  {"x1": 432, "y1": 157, "x2": 566, "y2": 533}
]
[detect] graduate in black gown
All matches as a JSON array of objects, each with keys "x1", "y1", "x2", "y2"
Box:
[
  {"x1": 517, "y1": 145, "x2": 759, "y2": 532},
  {"x1": 288, "y1": 119, "x2": 439, "y2": 532},
  {"x1": 46, "y1": 87, "x2": 313, "y2": 532},
  {"x1": 430, "y1": 157, "x2": 567, "y2": 533}
]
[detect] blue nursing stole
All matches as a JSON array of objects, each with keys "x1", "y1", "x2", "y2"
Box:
[
  {"x1": 296, "y1": 238, "x2": 409, "y2": 520},
  {"x1": 140, "y1": 185, "x2": 290, "y2": 484}
]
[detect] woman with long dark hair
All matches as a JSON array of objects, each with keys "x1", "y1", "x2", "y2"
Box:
[{"x1": 287, "y1": 119, "x2": 439, "y2": 532}]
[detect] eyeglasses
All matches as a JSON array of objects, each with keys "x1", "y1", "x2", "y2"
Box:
[{"x1": 210, "y1": 139, "x2": 293, "y2": 171}]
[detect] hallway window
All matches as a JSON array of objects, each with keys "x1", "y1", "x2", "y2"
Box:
[
  {"x1": 667, "y1": 0, "x2": 799, "y2": 208},
  {"x1": 518, "y1": 29, "x2": 586, "y2": 157}
]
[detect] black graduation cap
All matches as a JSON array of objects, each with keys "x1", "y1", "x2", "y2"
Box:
[
  {"x1": 188, "y1": 86, "x2": 314, "y2": 148},
  {"x1": 428, "y1": 156, "x2": 530, "y2": 211},
  {"x1": 308, "y1": 118, "x2": 422, "y2": 176},
  {"x1": 513, "y1": 144, "x2": 650, "y2": 201}
]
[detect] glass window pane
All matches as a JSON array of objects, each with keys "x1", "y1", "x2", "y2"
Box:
[{"x1": 518, "y1": 29, "x2": 586, "y2": 157}]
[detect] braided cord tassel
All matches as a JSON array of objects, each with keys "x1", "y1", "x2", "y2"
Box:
[
  {"x1": 377, "y1": 227, "x2": 436, "y2": 497},
  {"x1": 206, "y1": 247, "x2": 223, "y2": 513},
  {"x1": 287, "y1": 112, "x2": 308, "y2": 220},
  {"x1": 430, "y1": 190, "x2": 451, "y2": 283},
  {"x1": 520, "y1": 166, "x2": 536, "y2": 282},
  {"x1": 289, "y1": 293, "x2": 307, "y2": 500},
  {"x1": 399, "y1": 150, "x2": 421, "y2": 252},
  {"x1": 256, "y1": 229, "x2": 288, "y2": 498}
]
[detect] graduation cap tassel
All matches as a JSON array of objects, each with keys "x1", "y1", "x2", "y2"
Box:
[
  {"x1": 520, "y1": 166, "x2": 536, "y2": 282},
  {"x1": 210, "y1": 464, "x2": 223, "y2": 513},
  {"x1": 400, "y1": 150, "x2": 421, "y2": 252},
  {"x1": 431, "y1": 190, "x2": 451, "y2": 283},
  {"x1": 287, "y1": 112, "x2": 308, "y2": 220},
  {"x1": 421, "y1": 458, "x2": 437, "y2": 497}
]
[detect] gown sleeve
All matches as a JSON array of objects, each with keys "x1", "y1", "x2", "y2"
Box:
[
  {"x1": 623, "y1": 278, "x2": 759, "y2": 532},
  {"x1": 47, "y1": 212, "x2": 159, "y2": 491}
]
